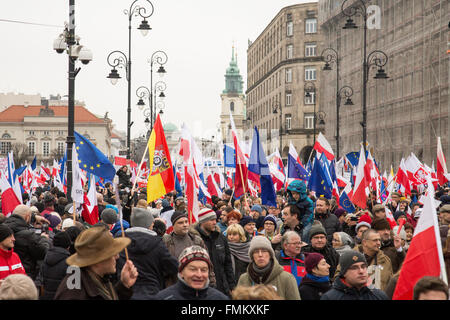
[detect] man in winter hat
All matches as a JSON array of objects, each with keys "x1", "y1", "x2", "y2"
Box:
[
  {"x1": 153, "y1": 245, "x2": 228, "y2": 300},
  {"x1": 0, "y1": 224, "x2": 26, "y2": 280}
]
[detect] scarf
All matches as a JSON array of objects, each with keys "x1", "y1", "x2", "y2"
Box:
[
  {"x1": 86, "y1": 269, "x2": 118, "y2": 300},
  {"x1": 248, "y1": 259, "x2": 274, "y2": 284},
  {"x1": 228, "y1": 241, "x2": 251, "y2": 275},
  {"x1": 305, "y1": 273, "x2": 330, "y2": 283}
]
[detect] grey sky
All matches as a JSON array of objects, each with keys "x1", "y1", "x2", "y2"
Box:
[{"x1": 0, "y1": 0, "x2": 316, "y2": 141}]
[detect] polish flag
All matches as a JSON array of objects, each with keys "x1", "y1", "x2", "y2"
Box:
[
  {"x1": 0, "y1": 172, "x2": 21, "y2": 217},
  {"x1": 404, "y1": 153, "x2": 429, "y2": 186},
  {"x1": 230, "y1": 112, "x2": 248, "y2": 198},
  {"x1": 226, "y1": 170, "x2": 233, "y2": 189},
  {"x1": 269, "y1": 162, "x2": 285, "y2": 192},
  {"x1": 395, "y1": 159, "x2": 411, "y2": 196},
  {"x1": 206, "y1": 169, "x2": 222, "y2": 198},
  {"x1": 351, "y1": 145, "x2": 367, "y2": 209},
  {"x1": 313, "y1": 132, "x2": 335, "y2": 161},
  {"x1": 393, "y1": 180, "x2": 448, "y2": 300},
  {"x1": 81, "y1": 175, "x2": 99, "y2": 225},
  {"x1": 436, "y1": 137, "x2": 449, "y2": 186}
]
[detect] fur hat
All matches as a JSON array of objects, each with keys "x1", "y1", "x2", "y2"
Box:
[
  {"x1": 304, "y1": 252, "x2": 324, "y2": 274},
  {"x1": 178, "y1": 245, "x2": 213, "y2": 272},
  {"x1": 66, "y1": 226, "x2": 130, "y2": 267},
  {"x1": 130, "y1": 207, "x2": 154, "y2": 229},
  {"x1": 62, "y1": 218, "x2": 74, "y2": 230},
  {"x1": 197, "y1": 208, "x2": 217, "y2": 224},
  {"x1": 371, "y1": 218, "x2": 391, "y2": 231},
  {"x1": 338, "y1": 251, "x2": 367, "y2": 278},
  {"x1": 249, "y1": 235, "x2": 275, "y2": 260},
  {"x1": 309, "y1": 224, "x2": 327, "y2": 240},
  {"x1": 372, "y1": 204, "x2": 385, "y2": 213}
]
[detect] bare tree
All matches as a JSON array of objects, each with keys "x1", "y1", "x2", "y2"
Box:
[{"x1": 11, "y1": 143, "x2": 32, "y2": 168}]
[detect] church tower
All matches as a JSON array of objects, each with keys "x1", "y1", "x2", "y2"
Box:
[{"x1": 220, "y1": 46, "x2": 246, "y2": 144}]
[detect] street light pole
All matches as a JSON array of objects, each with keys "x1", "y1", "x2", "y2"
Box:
[
  {"x1": 304, "y1": 81, "x2": 317, "y2": 145},
  {"x1": 148, "y1": 50, "x2": 168, "y2": 131}
]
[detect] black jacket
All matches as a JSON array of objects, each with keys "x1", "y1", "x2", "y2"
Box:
[
  {"x1": 314, "y1": 212, "x2": 342, "y2": 243},
  {"x1": 321, "y1": 277, "x2": 389, "y2": 300},
  {"x1": 115, "y1": 227, "x2": 178, "y2": 299},
  {"x1": 40, "y1": 246, "x2": 70, "y2": 300},
  {"x1": 116, "y1": 169, "x2": 131, "y2": 188},
  {"x1": 193, "y1": 224, "x2": 236, "y2": 295},
  {"x1": 301, "y1": 244, "x2": 340, "y2": 279},
  {"x1": 4, "y1": 214, "x2": 50, "y2": 280},
  {"x1": 152, "y1": 279, "x2": 229, "y2": 300},
  {"x1": 298, "y1": 275, "x2": 331, "y2": 300}
]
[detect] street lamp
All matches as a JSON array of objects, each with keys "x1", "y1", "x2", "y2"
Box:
[
  {"x1": 336, "y1": 85, "x2": 354, "y2": 158},
  {"x1": 304, "y1": 81, "x2": 318, "y2": 145},
  {"x1": 272, "y1": 100, "x2": 282, "y2": 154},
  {"x1": 106, "y1": 0, "x2": 154, "y2": 160},
  {"x1": 147, "y1": 50, "x2": 168, "y2": 129},
  {"x1": 342, "y1": 0, "x2": 389, "y2": 153},
  {"x1": 53, "y1": 0, "x2": 92, "y2": 202}
]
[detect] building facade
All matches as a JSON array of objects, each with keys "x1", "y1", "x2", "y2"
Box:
[
  {"x1": 318, "y1": 0, "x2": 449, "y2": 171},
  {"x1": 0, "y1": 105, "x2": 112, "y2": 162},
  {"x1": 220, "y1": 47, "x2": 247, "y2": 144},
  {"x1": 246, "y1": 2, "x2": 324, "y2": 164}
]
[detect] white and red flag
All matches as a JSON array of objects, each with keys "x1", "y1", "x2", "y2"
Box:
[
  {"x1": 351, "y1": 145, "x2": 367, "y2": 209},
  {"x1": 313, "y1": 132, "x2": 335, "y2": 161},
  {"x1": 393, "y1": 179, "x2": 448, "y2": 300},
  {"x1": 0, "y1": 172, "x2": 21, "y2": 217},
  {"x1": 436, "y1": 137, "x2": 449, "y2": 186},
  {"x1": 81, "y1": 175, "x2": 99, "y2": 225},
  {"x1": 395, "y1": 158, "x2": 411, "y2": 196},
  {"x1": 230, "y1": 112, "x2": 248, "y2": 199}
]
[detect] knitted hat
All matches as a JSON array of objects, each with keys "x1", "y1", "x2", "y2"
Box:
[
  {"x1": 334, "y1": 208, "x2": 346, "y2": 219},
  {"x1": 62, "y1": 218, "x2": 74, "y2": 230},
  {"x1": 337, "y1": 232, "x2": 354, "y2": 247},
  {"x1": 304, "y1": 252, "x2": 324, "y2": 274},
  {"x1": 44, "y1": 213, "x2": 62, "y2": 229},
  {"x1": 171, "y1": 211, "x2": 188, "y2": 225},
  {"x1": 392, "y1": 226, "x2": 407, "y2": 240},
  {"x1": 339, "y1": 251, "x2": 367, "y2": 277},
  {"x1": 197, "y1": 208, "x2": 217, "y2": 224},
  {"x1": 309, "y1": 224, "x2": 327, "y2": 240},
  {"x1": 225, "y1": 189, "x2": 233, "y2": 196},
  {"x1": 161, "y1": 199, "x2": 171, "y2": 209},
  {"x1": 239, "y1": 215, "x2": 255, "y2": 227},
  {"x1": 394, "y1": 211, "x2": 407, "y2": 221},
  {"x1": 131, "y1": 207, "x2": 154, "y2": 229},
  {"x1": 178, "y1": 245, "x2": 213, "y2": 272},
  {"x1": 371, "y1": 218, "x2": 391, "y2": 231},
  {"x1": 249, "y1": 236, "x2": 275, "y2": 260},
  {"x1": 101, "y1": 208, "x2": 118, "y2": 225},
  {"x1": 372, "y1": 204, "x2": 385, "y2": 213},
  {"x1": 0, "y1": 224, "x2": 13, "y2": 243},
  {"x1": 391, "y1": 192, "x2": 402, "y2": 198},
  {"x1": 53, "y1": 231, "x2": 71, "y2": 249},
  {"x1": 356, "y1": 213, "x2": 372, "y2": 232},
  {"x1": 251, "y1": 205, "x2": 262, "y2": 214},
  {"x1": 263, "y1": 215, "x2": 277, "y2": 226}
]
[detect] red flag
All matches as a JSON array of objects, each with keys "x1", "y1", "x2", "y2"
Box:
[
  {"x1": 114, "y1": 156, "x2": 127, "y2": 166},
  {"x1": 437, "y1": 137, "x2": 449, "y2": 186},
  {"x1": 351, "y1": 145, "x2": 367, "y2": 209},
  {"x1": 0, "y1": 174, "x2": 21, "y2": 217},
  {"x1": 230, "y1": 113, "x2": 248, "y2": 198},
  {"x1": 395, "y1": 159, "x2": 411, "y2": 196},
  {"x1": 81, "y1": 175, "x2": 99, "y2": 225},
  {"x1": 393, "y1": 183, "x2": 447, "y2": 300}
]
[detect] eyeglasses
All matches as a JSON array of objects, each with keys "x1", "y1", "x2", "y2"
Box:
[
  {"x1": 253, "y1": 249, "x2": 269, "y2": 255},
  {"x1": 288, "y1": 242, "x2": 303, "y2": 246}
]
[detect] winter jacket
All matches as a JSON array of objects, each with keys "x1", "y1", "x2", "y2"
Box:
[
  {"x1": 275, "y1": 250, "x2": 306, "y2": 287},
  {"x1": 227, "y1": 241, "x2": 251, "y2": 283},
  {"x1": 4, "y1": 214, "x2": 50, "y2": 280},
  {"x1": 39, "y1": 246, "x2": 70, "y2": 300},
  {"x1": 191, "y1": 223, "x2": 236, "y2": 295},
  {"x1": 115, "y1": 227, "x2": 178, "y2": 299},
  {"x1": 286, "y1": 181, "x2": 315, "y2": 225},
  {"x1": 153, "y1": 277, "x2": 229, "y2": 300},
  {"x1": 321, "y1": 277, "x2": 389, "y2": 300},
  {"x1": 333, "y1": 245, "x2": 393, "y2": 292},
  {"x1": 380, "y1": 239, "x2": 405, "y2": 274},
  {"x1": 237, "y1": 258, "x2": 301, "y2": 300},
  {"x1": 302, "y1": 244, "x2": 340, "y2": 279},
  {"x1": 298, "y1": 273, "x2": 331, "y2": 300},
  {"x1": 0, "y1": 247, "x2": 26, "y2": 280},
  {"x1": 314, "y1": 211, "x2": 342, "y2": 243},
  {"x1": 54, "y1": 267, "x2": 133, "y2": 300},
  {"x1": 116, "y1": 169, "x2": 131, "y2": 188}
]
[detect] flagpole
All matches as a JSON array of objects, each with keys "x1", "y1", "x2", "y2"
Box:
[
  {"x1": 114, "y1": 182, "x2": 129, "y2": 261},
  {"x1": 131, "y1": 141, "x2": 150, "y2": 195},
  {"x1": 72, "y1": 201, "x2": 77, "y2": 224}
]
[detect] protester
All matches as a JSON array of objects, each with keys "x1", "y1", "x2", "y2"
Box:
[
  {"x1": 0, "y1": 224, "x2": 26, "y2": 280},
  {"x1": 286, "y1": 180, "x2": 315, "y2": 241},
  {"x1": 413, "y1": 276, "x2": 449, "y2": 300},
  {"x1": 249, "y1": 204, "x2": 265, "y2": 231},
  {"x1": 54, "y1": 226, "x2": 138, "y2": 300},
  {"x1": 354, "y1": 214, "x2": 372, "y2": 246},
  {"x1": 332, "y1": 232, "x2": 354, "y2": 256},
  {"x1": 314, "y1": 197, "x2": 341, "y2": 242},
  {"x1": 239, "y1": 215, "x2": 257, "y2": 240},
  {"x1": 153, "y1": 245, "x2": 228, "y2": 300},
  {"x1": 276, "y1": 231, "x2": 307, "y2": 287},
  {"x1": 226, "y1": 223, "x2": 251, "y2": 282},
  {"x1": 298, "y1": 253, "x2": 331, "y2": 300},
  {"x1": 116, "y1": 207, "x2": 178, "y2": 299},
  {"x1": 321, "y1": 251, "x2": 389, "y2": 300}
]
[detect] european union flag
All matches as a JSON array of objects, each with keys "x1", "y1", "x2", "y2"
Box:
[
  {"x1": 224, "y1": 144, "x2": 236, "y2": 168},
  {"x1": 340, "y1": 189, "x2": 356, "y2": 213},
  {"x1": 74, "y1": 131, "x2": 116, "y2": 181},
  {"x1": 308, "y1": 155, "x2": 333, "y2": 199}
]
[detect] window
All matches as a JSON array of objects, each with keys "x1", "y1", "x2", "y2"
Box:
[
  {"x1": 57, "y1": 142, "x2": 65, "y2": 155},
  {"x1": 305, "y1": 18, "x2": 317, "y2": 33},
  {"x1": 28, "y1": 141, "x2": 35, "y2": 156},
  {"x1": 43, "y1": 130, "x2": 50, "y2": 136},
  {"x1": 286, "y1": 44, "x2": 293, "y2": 59},
  {"x1": 286, "y1": 93, "x2": 292, "y2": 106},
  {"x1": 285, "y1": 115, "x2": 292, "y2": 130},
  {"x1": 57, "y1": 130, "x2": 65, "y2": 136},
  {"x1": 305, "y1": 43, "x2": 317, "y2": 57},
  {"x1": 1, "y1": 133, "x2": 11, "y2": 139},
  {"x1": 305, "y1": 91, "x2": 316, "y2": 104},
  {"x1": 286, "y1": 21, "x2": 293, "y2": 36},
  {"x1": 28, "y1": 131, "x2": 35, "y2": 136},
  {"x1": 285, "y1": 68, "x2": 293, "y2": 83},
  {"x1": 0, "y1": 142, "x2": 11, "y2": 154},
  {"x1": 305, "y1": 67, "x2": 316, "y2": 80},
  {"x1": 230, "y1": 101, "x2": 235, "y2": 112},
  {"x1": 42, "y1": 141, "x2": 50, "y2": 157},
  {"x1": 304, "y1": 114, "x2": 314, "y2": 129}
]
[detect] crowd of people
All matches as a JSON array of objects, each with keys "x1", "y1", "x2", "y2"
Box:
[{"x1": 0, "y1": 164, "x2": 449, "y2": 301}]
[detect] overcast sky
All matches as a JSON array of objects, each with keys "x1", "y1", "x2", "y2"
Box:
[{"x1": 0, "y1": 0, "x2": 316, "y2": 141}]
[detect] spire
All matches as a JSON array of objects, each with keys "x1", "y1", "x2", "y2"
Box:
[{"x1": 223, "y1": 45, "x2": 243, "y2": 94}]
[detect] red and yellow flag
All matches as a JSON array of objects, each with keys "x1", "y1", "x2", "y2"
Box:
[{"x1": 147, "y1": 115, "x2": 175, "y2": 203}]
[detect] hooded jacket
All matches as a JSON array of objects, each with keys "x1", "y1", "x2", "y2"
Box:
[
  {"x1": 275, "y1": 249, "x2": 306, "y2": 287},
  {"x1": 116, "y1": 227, "x2": 178, "y2": 299},
  {"x1": 286, "y1": 180, "x2": 314, "y2": 224},
  {"x1": 191, "y1": 223, "x2": 236, "y2": 295},
  {"x1": 4, "y1": 214, "x2": 50, "y2": 280},
  {"x1": 321, "y1": 276, "x2": 388, "y2": 300},
  {"x1": 237, "y1": 258, "x2": 301, "y2": 300},
  {"x1": 334, "y1": 232, "x2": 354, "y2": 256},
  {"x1": 40, "y1": 246, "x2": 70, "y2": 300}
]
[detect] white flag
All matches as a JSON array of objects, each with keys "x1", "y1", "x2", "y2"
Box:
[{"x1": 71, "y1": 150, "x2": 84, "y2": 204}]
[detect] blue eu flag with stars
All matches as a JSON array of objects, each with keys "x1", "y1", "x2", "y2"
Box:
[
  {"x1": 74, "y1": 131, "x2": 116, "y2": 181},
  {"x1": 308, "y1": 155, "x2": 333, "y2": 199}
]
